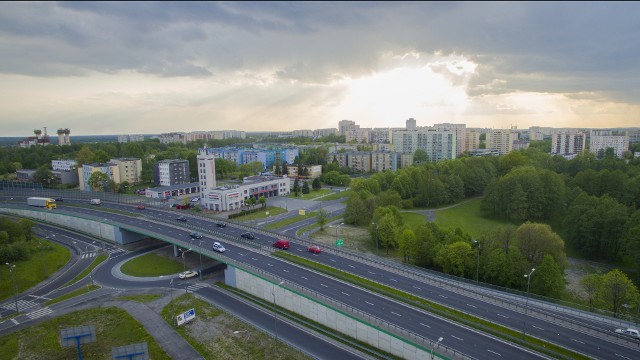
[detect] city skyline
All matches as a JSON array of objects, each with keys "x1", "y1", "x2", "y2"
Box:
[{"x1": 2, "y1": 2, "x2": 640, "y2": 136}]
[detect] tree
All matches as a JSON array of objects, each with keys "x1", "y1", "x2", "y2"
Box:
[
  {"x1": 317, "y1": 208, "x2": 328, "y2": 231},
  {"x1": 397, "y1": 228, "x2": 418, "y2": 263},
  {"x1": 344, "y1": 194, "x2": 370, "y2": 226},
  {"x1": 377, "y1": 214, "x2": 398, "y2": 254},
  {"x1": 530, "y1": 254, "x2": 565, "y2": 297},
  {"x1": 259, "y1": 195, "x2": 266, "y2": 208},
  {"x1": 413, "y1": 149, "x2": 429, "y2": 164},
  {"x1": 32, "y1": 165, "x2": 54, "y2": 187},
  {"x1": 302, "y1": 181, "x2": 310, "y2": 194},
  {"x1": 245, "y1": 197, "x2": 256, "y2": 208},
  {"x1": 515, "y1": 223, "x2": 567, "y2": 268},
  {"x1": 75, "y1": 146, "x2": 95, "y2": 166},
  {"x1": 581, "y1": 274, "x2": 601, "y2": 311},
  {"x1": 19, "y1": 218, "x2": 35, "y2": 242},
  {"x1": 436, "y1": 241, "x2": 473, "y2": 277},
  {"x1": 293, "y1": 178, "x2": 300, "y2": 197},
  {"x1": 88, "y1": 171, "x2": 110, "y2": 192},
  {"x1": 596, "y1": 269, "x2": 639, "y2": 318},
  {"x1": 312, "y1": 178, "x2": 321, "y2": 190}
]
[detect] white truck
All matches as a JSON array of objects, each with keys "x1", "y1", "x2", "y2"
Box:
[
  {"x1": 27, "y1": 197, "x2": 57, "y2": 209},
  {"x1": 90, "y1": 199, "x2": 101, "y2": 205}
]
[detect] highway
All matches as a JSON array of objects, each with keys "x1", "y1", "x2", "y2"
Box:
[{"x1": 3, "y1": 196, "x2": 640, "y2": 359}]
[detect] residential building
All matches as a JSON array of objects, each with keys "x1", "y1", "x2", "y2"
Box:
[
  {"x1": 292, "y1": 129, "x2": 314, "y2": 138},
  {"x1": 391, "y1": 128, "x2": 457, "y2": 162},
  {"x1": 197, "y1": 149, "x2": 217, "y2": 191},
  {"x1": 110, "y1": 158, "x2": 142, "y2": 184},
  {"x1": 512, "y1": 139, "x2": 530, "y2": 151},
  {"x1": 551, "y1": 132, "x2": 587, "y2": 156},
  {"x1": 347, "y1": 152, "x2": 372, "y2": 172},
  {"x1": 78, "y1": 162, "x2": 120, "y2": 191},
  {"x1": 117, "y1": 134, "x2": 145, "y2": 143},
  {"x1": 399, "y1": 153, "x2": 414, "y2": 168},
  {"x1": 313, "y1": 128, "x2": 337, "y2": 138},
  {"x1": 590, "y1": 129, "x2": 630, "y2": 158},
  {"x1": 284, "y1": 164, "x2": 322, "y2": 179},
  {"x1": 338, "y1": 120, "x2": 358, "y2": 135},
  {"x1": 487, "y1": 129, "x2": 518, "y2": 155},
  {"x1": 369, "y1": 128, "x2": 392, "y2": 144},
  {"x1": 371, "y1": 151, "x2": 397, "y2": 172},
  {"x1": 434, "y1": 123, "x2": 466, "y2": 157},
  {"x1": 51, "y1": 160, "x2": 77, "y2": 171},
  {"x1": 465, "y1": 129, "x2": 482, "y2": 152},
  {"x1": 199, "y1": 147, "x2": 298, "y2": 169},
  {"x1": 158, "y1": 132, "x2": 184, "y2": 144},
  {"x1": 154, "y1": 159, "x2": 190, "y2": 186}
]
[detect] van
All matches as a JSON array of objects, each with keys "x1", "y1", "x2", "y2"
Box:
[
  {"x1": 90, "y1": 199, "x2": 101, "y2": 205},
  {"x1": 273, "y1": 239, "x2": 290, "y2": 250}
]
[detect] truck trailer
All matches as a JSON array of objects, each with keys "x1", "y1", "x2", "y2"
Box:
[{"x1": 27, "y1": 197, "x2": 57, "y2": 209}]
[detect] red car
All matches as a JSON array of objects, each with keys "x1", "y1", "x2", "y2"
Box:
[
  {"x1": 136, "y1": 205, "x2": 145, "y2": 210},
  {"x1": 307, "y1": 245, "x2": 322, "y2": 254}
]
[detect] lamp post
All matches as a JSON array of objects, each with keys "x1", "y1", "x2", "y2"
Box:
[
  {"x1": 272, "y1": 281, "x2": 285, "y2": 345},
  {"x1": 39, "y1": 238, "x2": 48, "y2": 277},
  {"x1": 335, "y1": 222, "x2": 344, "y2": 246},
  {"x1": 523, "y1": 268, "x2": 536, "y2": 336},
  {"x1": 178, "y1": 248, "x2": 192, "y2": 272},
  {"x1": 472, "y1": 240, "x2": 480, "y2": 283},
  {"x1": 169, "y1": 279, "x2": 175, "y2": 326},
  {"x1": 233, "y1": 330, "x2": 250, "y2": 360},
  {"x1": 371, "y1": 222, "x2": 379, "y2": 254},
  {"x1": 430, "y1": 336, "x2": 443, "y2": 360},
  {"x1": 198, "y1": 240, "x2": 204, "y2": 281},
  {"x1": 5, "y1": 263, "x2": 19, "y2": 313}
]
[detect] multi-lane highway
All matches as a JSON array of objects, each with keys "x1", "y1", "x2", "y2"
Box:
[{"x1": 3, "y1": 196, "x2": 640, "y2": 359}]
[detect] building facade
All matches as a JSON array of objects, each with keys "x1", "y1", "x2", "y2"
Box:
[
  {"x1": 51, "y1": 159, "x2": 77, "y2": 171},
  {"x1": 590, "y1": 129, "x2": 630, "y2": 158},
  {"x1": 487, "y1": 129, "x2": 518, "y2": 155},
  {"x1": 551, "y1": 132, "x2": 587, "y2": 156},
  {"x1": 154, "y1": 159, "x2": 190, "y2": 186},
  {"x1": 110, "y1": 158, "x2": 142, "y2": 184},
  {"x1": 78, "y1": 163, "x2": 120, "y2": 191}
]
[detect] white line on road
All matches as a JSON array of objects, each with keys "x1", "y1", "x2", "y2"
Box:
[
  {"x1": 451, "y1": 335, "x2": 463, "y2": 341},
  {"x1": 301, "y1": 277, "x2": 308, "y2": 280},
  {"x1": 413, "y1": 286, "x2": 421, "y2": 290},
  {"x1": 390, "y1": 279, "x2": 397, "y2": 282},
  {"x1": 497, "y1": 313, "x2": 509, "y2": 318},
  {"x1": 532, "y1": 325, "x2": 544, "y2": 330},
  {"x1": 487, "y1": 350, "x2": 502, "y2": 357},
  {"x1": 365, "y1": 301, "x2": 374, "y2": 306},
  {"x1": 320, "y1": 283, "x2": 328, "y2": 287},
  {"x1": 367, "y1": 271, "x2": 376, "y2": 275},
  {"x1": 615, "y1": 354, "x2": 633, "y2": 360},
  {"x1": 11, "y1": 318, "x2": 18, "y2": 325},
  {"x1": 391, "y1": 312, "x2": 401, "y2": 317},
  {"x1": 251, "y1": 258, "x2": 258, "y2": 261},
  {"x1": 439, "y1": 295, "x2": 448, "y2": 299},
  {"x1": 267, "y1": 263, "x2": 273, "y2": 267},
  {"x1": 348, "y1": 265, "x2": 355, "y2": 268},
  {"x1": 29, "y1": 295, "x2": 51, "y2": 300},
  {"x1": 467, "y1": 304, "x2": 477, "y2": 308},
  {"x1": 341, "y1": 292, "x2": 350, "y2": 297},
  {"x1": 330, "y1": 259, "x2": 336, "y2": 262},
  {"x1": 419, "y1": 323, "x2": 431, "y2": 328},
  {"x1": 571, "y1": 338, "x2": 585, "y2": 344},
  {"x1": 283, "y1": 269, "x2": 289, "y2": 273}
]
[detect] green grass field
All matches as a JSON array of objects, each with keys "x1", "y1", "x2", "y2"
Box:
[
  {"x1": 316, "y1": 189, "x2": 352, "y2": 201},
  {"x1": 0, "y1": 237, "x2": 71, "y2": 302},
  {"x1": 264, "y1": 211, "x2": 318, "y2": 230},
  {"x1": 231, "y1": 206, "x2": 287, "y2": 221},
  {"x1": 434, "y1": 198, "x2": 511, "y2": 238},
  {"x1": 120, "y1": 253, "x2": 183, "y2": 277},
  {"x1": 0, "y1": 307, "x2": 171, "y2": 360},
  {"x1": 288, "y1": 188, "x2": 333, "y2": 200}
]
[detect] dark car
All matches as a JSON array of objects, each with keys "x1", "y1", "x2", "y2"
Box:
[
  {"x1": 176, "y1": 216, "x2": 187, "y2": 222},
  {"x1": 216, "y1": 223, "x2": 227, "y2": 228},
  {"x1": 190, "y1": 232, "x2": 203, "y2": 239},
  {"x1": 55, "y1": 197, "x2": 63, "y2": 202},
  {"x1": 240, "y1": 232, "x2": 255, "y2": 239}
]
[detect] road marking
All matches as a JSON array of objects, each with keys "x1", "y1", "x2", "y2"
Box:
[
  {"x1": 439, "y1": 295, "x2": 448, "y2": 299},
  {"x1": 29, "y1": 295, "x2": 51, "y2": 300},
  {"x1": 367, "y1": 271, "x2": 376, "y2": 275},
  {"x1": 365, "y1": 301, "x2": 374, "y2": 306},
  {"x1": 330, "y1": 259, "x2": 336, "y2": 262},
  {"x1": 497, "y1": 313, "x2": 509, "y2": 318},
  {"x1": 11, "y1": 318, "x2": 18, "y2": 325},
  {"x1": 467, "y1": 304, "x2": 477, "y2": 308},
  {"x1": 341, "y1": 292, "x2": 350, "y2": 297},
  {"x1": 301, "y1": 276, "x2": 308, "y2": 280},
  {"x1": 390, "y1": 279, "x2": 397, "y2": 282},
  {"x1": 413, "y1": 286, "x2": 421, "y2": 290},
  {"x1": 348, "y1": 265, "x2": 355, "y2": 268},
  {"x1": 488, "y1": 350, "x2": 502, "y2": 357},
  {"x1": 267, "y1": 263, "x2": 273, "y2": 267},
  {"x1": 571, "y1": 338, "x2": 585, "y2": 344},
  {"x1": 251, "y1": 258, "x2": 258, "y2": 261},
  {"x1": 320, "y1": 283, "x2": 328, "y2": 287},
  {"x1": 532, "y1": 325, "x2": 544, "y2": 330},
  {"x1": 420, "y1": 323, "x2": 431, "y2": 328},
  {"x1": 391, "y1": 312, "x2": 401, "y2": 317},
  {"x1": 615, "y1": 354, "x2": 632, "y2": 360},
  {"x1": 451, "y1": 335, "x2": 463, "y2": 341},
  {"x1": 283, "y1": 269, "x2": 289, "y2": 273}
]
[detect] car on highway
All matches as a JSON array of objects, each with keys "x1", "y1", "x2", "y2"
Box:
[
  {"x1": 615, "y1": 328, "x2": 640, "y2": 339},
  {"x1": 212, "y1": 242, "x2": 226, "y2": 253},
  {"x1": 240, "y1": 232, "x2": 255, "y2": 239},
  {"x1": 175, "y1": 204, "x2": 190, "y2": 210},
  {"x1": 176, "y1": 216, "x2": 187, "y2": 222},
  {"x1": 308, "y1": 245, "x2": 322, "y2": 254},
  {"x1": 178, "y1": 270, "x2": 198, "y2": 279},
  {"x1": 190, "y1": 232, "x2": 203, "y2": 239},
  {"x1": 136, "y1": 205, "x2": 145, "y2": 210},
  {"x1": 216, "y1": 222, "x2": 226, "y2": 228},
  {"x1": 191, "y1": 197, "x2": 200, "y2": 202},
  {"x1": 273, "y1": 239, "x2": 290, "y2": 250},
  {"x1": 55, "y1": 197, "x2": 64, "y2": 202}
]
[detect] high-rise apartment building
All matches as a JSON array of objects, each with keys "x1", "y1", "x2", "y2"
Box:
[
  {"x1": 487, "y1": 129, "x2": 518, "y2": 155},
  {"x1": 551, "y1": 132, "x2": 586, "y2": 156},
  {"x1": 110, "y1": 158, "x2": 142, "y2": 184},
  {"x1": 154, "y1": 159, "x2": 190, "y2": 186},
  {"x1": 590, "y1": 129, "x2": 629, "y2": 158},
  {"x1": 78, "y1": 162, "x2": 120, "y2": 191},
  {"x1": 434, "y1": 123, "x2": 466, "y2": 156}
]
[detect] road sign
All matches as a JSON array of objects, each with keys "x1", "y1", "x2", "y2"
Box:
[
  {"x1": 336, "y1": 238, "x2": 344, "y2": 247},
  {"x1": 177, "y1": 308, "x2": 196, "y2": 326}
]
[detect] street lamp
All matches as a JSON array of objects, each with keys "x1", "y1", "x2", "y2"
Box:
[
  {"x1": 472, "y1": 240, "x2": 481, "y2": 283},
  {"x1": 233, "y1": 330, "x2": 250, "y2": 360},
  {"x1": 198, "y1": 240, "x2": 204, "y2": 281},
  {"x1": 272, "y1": 281, "x2": 285, "y2": 345},
  {"x1": 371, "y1": 222, "x2": 379, "y2": 253},
  {"x1": 169, "y1": 279, "x2": 176, "y2": 326},
  {"x1": 178, "y1": 248, "x2": 192, "y2": 272},
  {"x1": 430, "y1": 336, "x2": 443, "y2": 360},
  {"x1": 335, "y1": 222, "x2": 344, "y2": 247},
  {"x1": 523, "y1": 268, "x2": 536, "y2": 336},
  {"x1": 5, "y1": 263, "x2": 19, "y2": 313}
]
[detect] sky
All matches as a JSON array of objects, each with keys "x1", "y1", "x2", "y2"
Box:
[{"x1": 1, "y1": 2, "x2": 640, "y2": 136}]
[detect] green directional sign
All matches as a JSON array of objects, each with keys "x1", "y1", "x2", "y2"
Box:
[{"x1": 336, "y1": 238, "x2": 344, "y2": 247}]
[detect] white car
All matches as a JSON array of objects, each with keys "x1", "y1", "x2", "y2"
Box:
[
  {"x1": 190, "y1": 197, "x2": 200, "y2": 202},
  {"x1": 212, "y1": 242, "x2": 226, "y2": 253},
  {"x1": 179, "y1": 270, "x2": 198, "y2": 279},
  {"x1": 615, "y1": 328, "x2": 640, "y2": 339}
]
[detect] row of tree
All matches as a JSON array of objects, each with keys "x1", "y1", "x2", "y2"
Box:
[{"x1": 0, "y1": 217, "x2": 35, "y2": 264}]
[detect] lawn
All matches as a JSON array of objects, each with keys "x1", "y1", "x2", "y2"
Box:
[
  {"x1": 288, "y1": 188, "x2": 334, "y2": 200},
  {"x1": 315, "y1": 189, "x2": 352, "y2": 201},
  {"x1": 264, "y1": 211, "x2": 318, "y2": 230},
  {"x1": 231, "y1": 206, "x2": 287, "y2": 221},
  {"x1": 0, "y1": 307, "x2": 170, "y2": 360},
  {"x1": 434, "y1": 198, "x2": 511, "y2": 238},
  {"x1": 0, "y1": 237, "x2": 71, "y2": 302},
  {"x1": 120, "y1": 253, "x2": 184, "y2": 277},
  {"x1": 400, "y1": 212, "x2": 427, "y2": 230}
]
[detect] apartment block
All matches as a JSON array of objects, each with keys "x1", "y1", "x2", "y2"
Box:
[
  {"x1": 154, "y1": 159, "x2": 190, "y2": 186},
  {"x1": 51, "y1": 159, "x2": 77, "y2": 171},
  {"x1": 434, "y1": 123, "x2": 466, "y2": 156},
  {"x1": 465, "y1": 129, "x2": 482, "y2": 152},
  {"x1": 551, "y1": 132, "x2": 587, "y2": 156},
  {"x1": 78, "y1": 162, "x2": 120, "y2": 191},
  {"x1": 487, "y1": 129, "x2": 518, "y2": 155},
  {"x1": 110, "y1": 158, "x2": 142, "y2": 184},
  {"x1": 117, "y1": 134, "x2": 145, "y2": 143},
  {"x1": 371, "y1": 151, "x2": 397, "y2": 172},
  {"x1": 590, "y1": 129, "x2": 630, "y2": 158}
]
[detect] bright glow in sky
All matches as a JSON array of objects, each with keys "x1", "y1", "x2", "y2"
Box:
[{"x1": 1, "y1": 2, "x2": 640, "y2": 136}]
